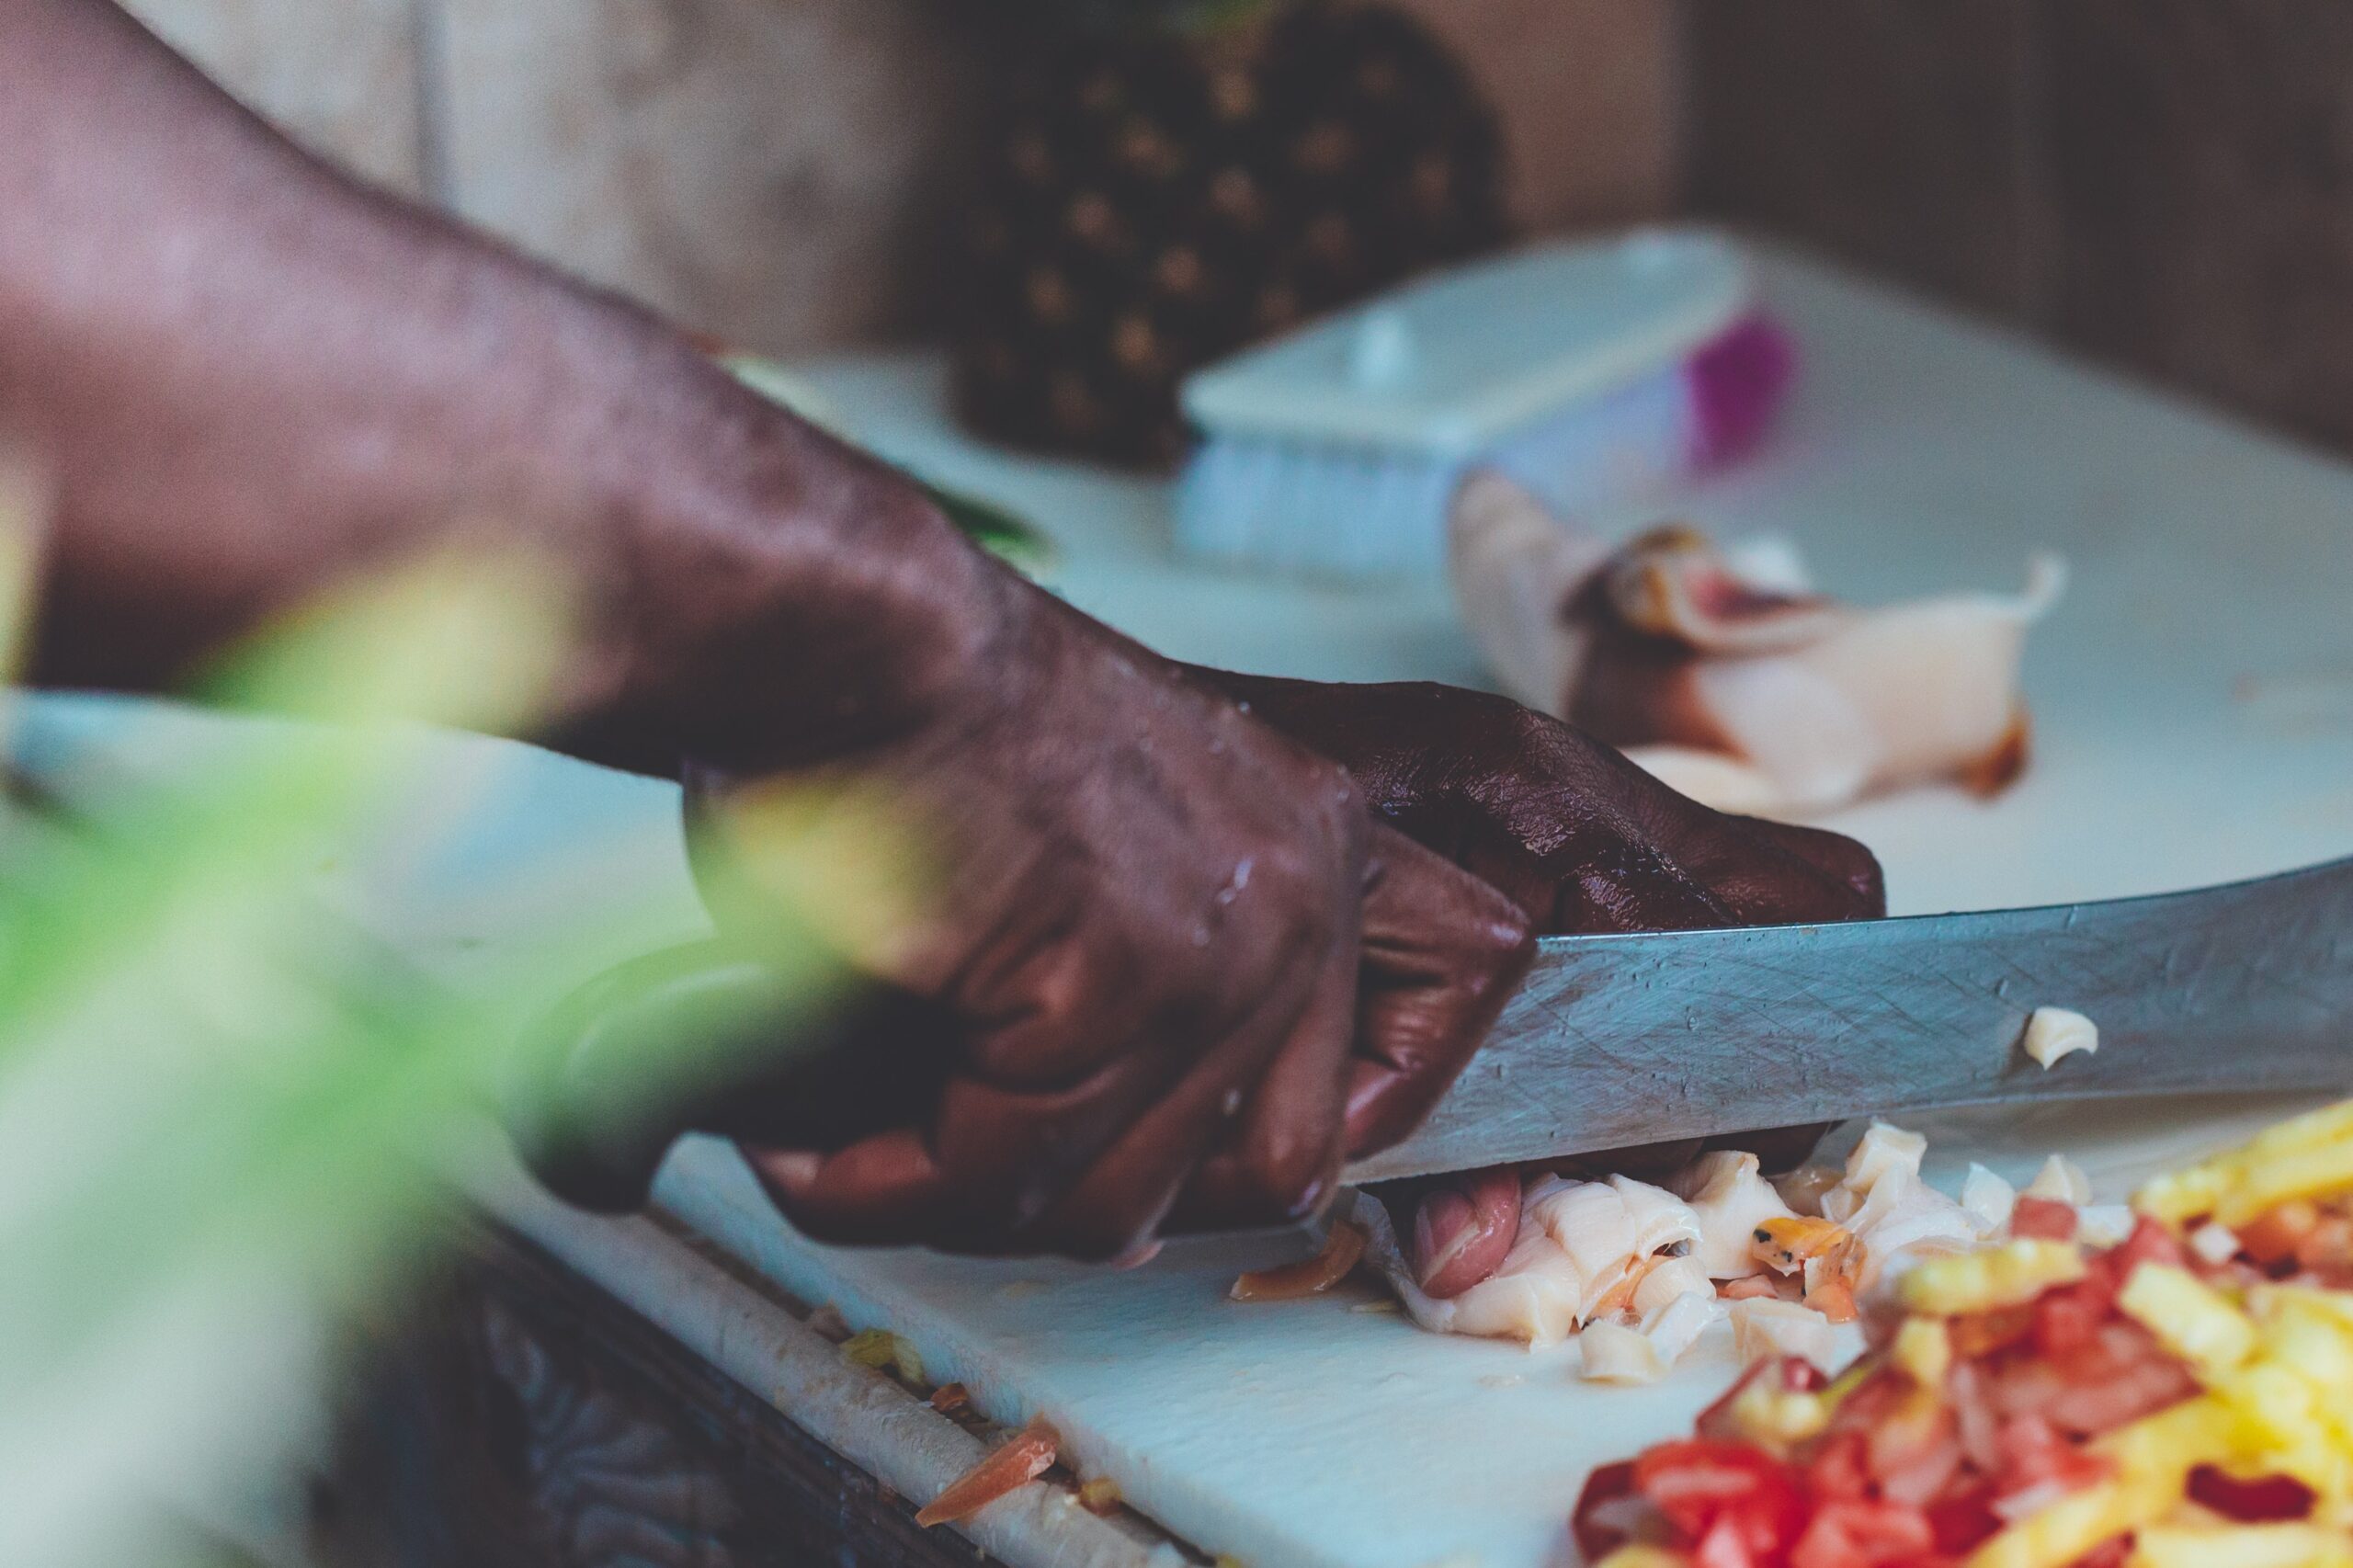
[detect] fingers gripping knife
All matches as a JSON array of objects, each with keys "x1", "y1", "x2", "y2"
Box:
[{"x1": 511, "y1": 857, "x2": 2353, "y2": 1212}]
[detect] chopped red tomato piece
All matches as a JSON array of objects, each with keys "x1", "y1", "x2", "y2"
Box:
[
  {"x1": 1572, "y1": 1460, "x2": 1642, "y2": 1562},
  {"x1": 2067, "y1": 1537, "x2": 2131, "y2": 1568},
  {"x1": 1635, "y1": 1440, "x2": 1809, "y2": 1563},
  {"x1": 2107, "y1": 1216, "x2": 2188, "y2": 1278},
  {"x1": 2185, "y1": 1465, "x2": 2318, "y2": 1522},
  {"x1": 2032, "y1": 1280, "x2": 2108, "y2": 1356},
  {"x1": 2010, "y1": 1197, "x2": 2079, "y2": 1242},
  {"x1": 1790, "y1": 1499, "x2": 1935, "y2": 1568},
  {"x1": 1924, "y1": 1483, "x2": 2002, "y2": 1554},
  {"x1": 1949, "y1": 1306, "x2": 2036, "y2": 1358},
  {"x1": 2030, "y1": 1281, "x2": 2109, "y2": 1358},
  {"x1": 2236, "y1": 1201, "x2": 2318, "y2": 1266},
  {"x1": 1806, "y1": 1431, "x2": 1872, "y2": 1506}
]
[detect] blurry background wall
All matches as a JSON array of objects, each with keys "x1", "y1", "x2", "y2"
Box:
[
  {"x1": 117, "y1": 0, "x2": 1677, "y2": 356},
  {"x1": 117, "y1": 0, "x2": 2353, "y2": 455},
  {"x1": 1682, "y1": 0, "x2": 2353, "y2": 459}
]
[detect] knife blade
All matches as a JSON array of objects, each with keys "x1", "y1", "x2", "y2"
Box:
[{"x1": 1346, "y1": 854, "x2": 2353, "y2": 1184}]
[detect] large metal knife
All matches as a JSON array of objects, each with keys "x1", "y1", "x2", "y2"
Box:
[{"x1": 1347, "y1": 854, "x2": 2353, "y2": 1183}]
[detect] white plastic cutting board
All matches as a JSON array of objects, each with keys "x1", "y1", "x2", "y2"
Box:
[
  {"x1": 650, "y1": 245, "x2": 2353, "y2": 1568},
  {"x1": 11, "y1": 243, "x2": 2352, "y2": 1568}
]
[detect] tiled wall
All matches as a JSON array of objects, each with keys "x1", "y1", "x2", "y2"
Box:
[
  {"x1": 119, "y1": 0, "x2": 1677, "y2": 356},
  {"x1": 1684, "y1": 0, "x2": 2353, "y2": 455}
]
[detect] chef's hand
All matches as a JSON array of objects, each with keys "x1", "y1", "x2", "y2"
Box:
[
  {"x1": 1193, "y1": 674, "x2": 1885, "y2": 1296},
  {"x1": 682, "y1": 595, "x2": 1537, "y2": 1261},
  {"x1": 1195, "y1": 673, "x2": 1883, "y2": 932}
]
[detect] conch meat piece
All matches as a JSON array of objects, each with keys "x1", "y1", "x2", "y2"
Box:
[
  {"x1": 1671, "y1": 1150, "x2": 1799, "y2": 1279},
  {"x1": 1347, "y1": 1176, "x2": 1702, "y2": 1349},
  {"x1": 1448, "y1": 472, "x2": 2066, "y2": 817}
]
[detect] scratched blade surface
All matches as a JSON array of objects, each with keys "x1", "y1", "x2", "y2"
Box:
[{"x1": 1348, "y1": 855, "x2": 2353, "y2": 1184}]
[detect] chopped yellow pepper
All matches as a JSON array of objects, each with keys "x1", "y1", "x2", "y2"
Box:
[
  {"x1": 1965, "y1": 1479, "x2": 2148, "y2": 1568},
  {"x1": 1893, "y1": 1315, "x2": 1954, "y2": 1389},
  {"x1": 1593, "y1": 1549, "x2": 1690, "y2": 1568},
  {"x1": 1903, "y1": 1239, "x2": 2088, "y2": 1316},
  {"x1": 2136, "y1": 1099, "x2": 2353, "y2": 1226},
  {"x1": 2118, "y1": 1266, "x2": 2258, "y2": 1382},
  {"x1": 2131, "y1": 1522, "x2": 2353, "y2": 1568}
]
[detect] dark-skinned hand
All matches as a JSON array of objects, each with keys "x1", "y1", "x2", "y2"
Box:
[{"x1": 1196, "y1": 672, "x2": 1886, "y2": 1296}]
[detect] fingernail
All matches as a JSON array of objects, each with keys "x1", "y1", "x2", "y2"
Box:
[
  {"x1": 745, "y1": 1146, "x2": 822, "y2": 1193},
  {"x1": 1111, "y1": 1238, "x2": 1164, "y2": 1271}
]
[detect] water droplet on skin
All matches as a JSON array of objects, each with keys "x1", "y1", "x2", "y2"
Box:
[
  {"x1": 1191, "y1": 923, "x2": 1212, "y2": 947},
  {"x1": 1221, "y1": 1087, "x2": 1243, "y2": 1117},
  {"x1": 1234, "y1": 700, "x2": 1253, "y2": 715}
]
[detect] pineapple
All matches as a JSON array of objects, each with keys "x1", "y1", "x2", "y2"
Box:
[{"x1": 951, "y1": 0, "x2": 1510, "y2": 468}]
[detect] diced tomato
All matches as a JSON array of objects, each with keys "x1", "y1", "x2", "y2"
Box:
[
  {"x1": 2040, "y1": 1325, "x2": 2199, "y2": 1436},
  {"x1": 2185, "y1": 1465, "x2": 2318, "y2": 1522},
  {"x1": 2066, "y1": 1537, "x2": 2131, "y2": 1568},
  {"x1": 1572, "y1": 1460, "x2": 1643, "y2": 1562},
  {"x1": 2236, "y1": 1201, "x2": 2319, "y2": 1266},
  {"x1": 2030, "y1": 1282, "x2": 2110, "y2": 1359},
  {"x1": 1872, "y1": 1428, "x2": 1961, "y2": 1509},
  {"x1": 2010, "y1": 1198, "x2": 2079, "y2": 1242},
  {"x1": 2108, "y1": 1216, "x2": 2188, "y2": 1278},
  {"x1": 1789, "y1": 1499, "x2": 1935, "y2": 1568},
  {"x1": 1949, "y1": 1306, "x2": 2035, "y2": 1358},
  {"x1": 1990, "y1": 1415, "x2": 2109, "y2": 1501},
  {"x1": 1694, "y1": 1514, "x2": 1760, "y2": 1568},
  {"x1": 1924, "y1": 1484, "x2": 2003, "y2": 1555},
  {"x1": 1635, "y1": 1440, "x2": 1809, "y2": 1563},
  {"x1": 2295, "y1": 1213, "x2": 2353, "y2": 1275},
  {"x1": 1806, "y1": 1431, "x2": 1872, "y2": 1505},
  {"x1": 1782, "y1": 1359, "x2": 1832, "y2": 1395}
]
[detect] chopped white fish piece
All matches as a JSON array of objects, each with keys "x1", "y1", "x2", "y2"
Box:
[
  {"x1": 1442, "y1": 1232, "x2": 1590, "y2": 1347},
  {"x1": 1731, "y1": 1298, "x2": 1837, "y2": 1368},
  {"x1": 1347, "y1": 1178, "x2": 1699, "y2": 1348},
  {"x1": 1447, "y1": 476, "x2": 2066, "y2": 817},
  {"x1": 1673, "y1": 1151, "x2": 1799, "y2": 1279},
  {"x1": 1834, "y1": 1164, "x2": 1980, "y2": 1286},
  {"x1": 1773, "y1": 1163, "x2": 1846, "y2": 1217},
  {"x1": 1523, "y1": 1175, "x2": 1700, "y2": 1320},
  {"x1": 1641, "y1": 1290, "x2": 1723, "y2": 1367},
  {"x1": 1961, "y1": 1164, "x2": 2018, "y2": 1233},
  {"x1": 1577, "y1": 1320, "x2": 1665, "y2": 1384},
  {"x1": 2076, "y1": 1204, "x2": 2136, "y2": 1247},
  {"x1": 2189, "y1": 1221, "x2": 2244, "y2": 1267},
  {"x1": 1523, "y1": 1176, "x2": 1633, "y2": 1280},
  {"x1": 1845, "y1": 1122, "x2": 1930, "y2": 1197},
  {"x1": 2026, "y1": 1153, "x2": 2094, "y2": 1205},
  {"x1": 1633, "y1": 1254, "x2": 1715, "y2": 1318},
  {"x1": 1609, "y1": 1173, "x2": 1706, "y2": 1258},
  {"x1": 2021, "y1": 1007, "x2": 2100, "y2": 1069},
  {"x1": 1445, "y1": 472, "x2": 1614, "y2": 733}
]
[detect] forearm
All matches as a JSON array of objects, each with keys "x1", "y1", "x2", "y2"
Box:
[{"x1": 0, "y1": 0, "x2": 1014, "y2": 772}]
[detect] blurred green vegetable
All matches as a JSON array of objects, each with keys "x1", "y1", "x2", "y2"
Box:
[{"x1": 0, "y1": 506, "x2": 903, "y2": 1565}]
